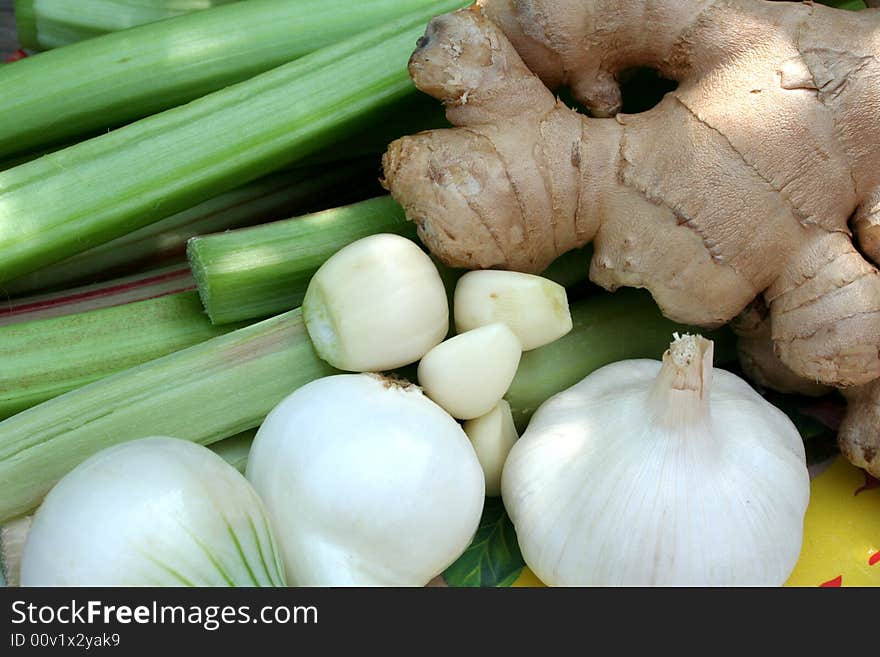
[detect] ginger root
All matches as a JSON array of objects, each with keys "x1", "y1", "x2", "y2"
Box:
[
  {"x1": 732, "y1": 302, "x2": 879, "y2": 477},
  {"x1": 382, "y1": 0, "x2": 880, "y2": 389}
]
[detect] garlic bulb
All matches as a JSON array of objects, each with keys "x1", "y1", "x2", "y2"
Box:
[
  {"x1": 21, "y1": 437, "x2": 285, "y2": 587},
  {"x1": 502, "y1": 334, "x2": 810, "y2": 586},
  {"x1": 247, "y1": 373, "x2": 485, "y2": 586},
  {"x1": 303, "y1": 233, "x2": 449, "y2": 372},
  {"x1": 454, "y1": 270, "x2": 572, "y2": 350},
  {"x1": 418, "y1": 323, "x2": 522, "y2": 419}
]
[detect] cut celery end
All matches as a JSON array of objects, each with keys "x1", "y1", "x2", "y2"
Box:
[{"x1": 188, "y1": 196, "x2": 418, "y2": 325}]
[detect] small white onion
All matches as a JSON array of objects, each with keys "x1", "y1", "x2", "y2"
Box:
[
  {"x1": 417, "y1": 323, "x2": 521, "y2": 419},
  {"x1": 463, "y1": 400, "x2": 519, "y2": 497},
  {"x1": 303, "y1": 233, "x2": 449, "y2": 371},
  {"x1": 453, "y1": 270, "x2": 572, "y2": 350},
  {"x1": 246, "y1": 373, "x2": 485, "y2": 586},
  {"x1": 20, "y1": 437, "x2": 285, "y2": 587}
]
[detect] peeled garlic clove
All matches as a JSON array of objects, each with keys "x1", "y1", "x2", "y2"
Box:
[
  {"x1": 453, "y1": 271, "x2": 572, "y2": 350},
  {"x1": 417, "y1": 323, "x2": 521, "y2": 419},
  {"x1": 247, "y1": 373, "x2": 485, "y2": 586},
  {"x1": 303, "y1": 233, "x2": 449, "y2": 372},
  {"x1": 464, "y1": 400, "x2": 519, "y2": 497},
  {"x1": 21, "y1": 437, "x2": 285, "y2": 587}
]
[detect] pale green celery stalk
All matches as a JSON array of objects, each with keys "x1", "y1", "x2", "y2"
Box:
[
  {"x1": 4, "y1": 161, "x2": 376, "y2": 296},
  {"x1": 209, "y1": 430, "x2": 256, "y2": 474},
  {"x1": 15, "y1": 0, "x2": 238, "y2": 50},
  {"x1": 188, "y1": 196, "x2": 418, "y2": 325},
  {"x1": 299, "y1": 94, "x2": 450, "y2": 167},
  {"x1": 0, "y1": 291, "x2": 241, "y2": 420},
  {"x1": 0, "y1": 429, "x2": 255, "y2": 587},
  {"x1": 505, "y1": 288, "x2": 738, "y2": 430},
  {"x1": 0, "y1": 1, "x2": 467, "y2": 283},
  {"x1": 189, "y1": 197, "x2": 594, "y2": 326},
  {"x1": 0, "y1": 308, "x2": 336, "y2": 522},
  {"x1": 3, "y1": 0, "x2": 451, "y2": 157},
  {"x1": 0, "y1": 287, "x2": 735, "y2": 523},
  {"x1": 0, "y1": 264, "x2": 194, "y2": 326}
]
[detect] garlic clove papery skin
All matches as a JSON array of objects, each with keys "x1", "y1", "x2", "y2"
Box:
[
  {"x1": 417, "y1": 323, "x2": 522, "y2": 419},
  {"x1": 453, "y1": 270, "x2": 572, "y2": 350},
  {"x1": 464, "y1": 400, "x2": 519, "y2": 497},
  {"x1": 303, "y1": 233, "x2": 449, "y2": 372},
  {"x1": 246, "y1": 373, "x2": 485, "y2": 586},
  {"x1": 502, "y1": 335, "x2": 810, "y2": 586},
  {"x1": 20, "y1": 437, "x2": 286, "y2": 587}
]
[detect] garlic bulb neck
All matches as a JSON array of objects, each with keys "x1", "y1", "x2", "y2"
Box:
[{"x1": 648, "y1": 334, "x2": 714, "y2": 429}]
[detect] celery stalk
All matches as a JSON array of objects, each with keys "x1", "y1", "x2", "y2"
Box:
[
  {"x1": 4, "y1": 162, "x2": 377, "y2": 295},
  {"x1": 0, "y1": 287, "x2": 735, "y2": 523},
  {"x1": 188, "y1": 196, "x2": 418, "y2": 325},
  {"x1": 0, "y1": 308, "x2": 335, "y2": 522},
  {"x1": 3, "y1": 0, "x2": 453, "y2": 157},
  {"x1": 209, "y1": 430, "x2": 256, "y2": 475},
  {"x1": 0, "y1": 291, "x2": 240, "y2": 420},
  {"x1": 188, "y1": 197, "x2": 592, "y2": 326},
  {"x1": 505, "y1": 289, "x2": 737, "y2": 430},
  {"x1": 15, "y1": 0, "x2": 238, "y2": 50},
  {"x1": 0, "y1": 1, "x2": 466, "y2": 283},
  {"x1": 0, "y1": 264, "x2": 194, "y2": 326}
]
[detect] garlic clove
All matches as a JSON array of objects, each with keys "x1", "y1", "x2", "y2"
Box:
[
  {"x1": 417, "y1": 323, "x2": 522, "y2": 419},
  {"x1": 303, "y1": 233, "x2": 449, "y2": 372},
  {"x1": 463, "y1": 400, "x2": 519, "y2": 497},
  {"x1": 453, "y1": 270, "x2": 572, "y2": 350}
]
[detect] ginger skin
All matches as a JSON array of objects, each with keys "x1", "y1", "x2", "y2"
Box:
[
  {"x1": 732, "y1": 303, "x2": 879, "y2": 477},
  {"x1": 382, "y1": 1, "x2": 880, "y2": 389}
]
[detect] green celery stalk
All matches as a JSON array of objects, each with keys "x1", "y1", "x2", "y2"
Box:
[
  {"x1": 505, "y1": 289, "x2": 737, "y2": 430},
  {"x1": 4, "y1": 161, "x2": 377, "y2": 296},
  {"x1": 209, "y1": 430, "x2": 256, "y2": 475},
  {"x1": 0, "y1": 307, "x2": 336, "y2": 522},
  {"x1": 188, "y1": 196, "x2": 418, "y2": 325},
  {"x1": 3, "y1": 0, "x2": 452, "y2": 157},
  {"x1": 0, "y1": 264, "x2": 194, "y2": 326},
  {"x1": 0, "y1": 291, "x2": 241, "y2": 420},
  {"x1": 0, "y1": 0, "x2": 466, "y2": 283},
  {"x1": 188, "y1": 197, "x2": 593, "y2": 326},
  {"x1": 15, "y1": 0, "x2": 238, "y2": 50},
  {"x1": 0, "y1": 287, "x2": 736, "y2": 523}
]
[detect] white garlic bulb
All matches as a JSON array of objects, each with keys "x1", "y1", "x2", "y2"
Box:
[
  {"x1": 502, "y1": 334, "x2": 810, "y2": 586},
  {"x1": 247, "y1": 373, "x2": 485, "y2": 586}
]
